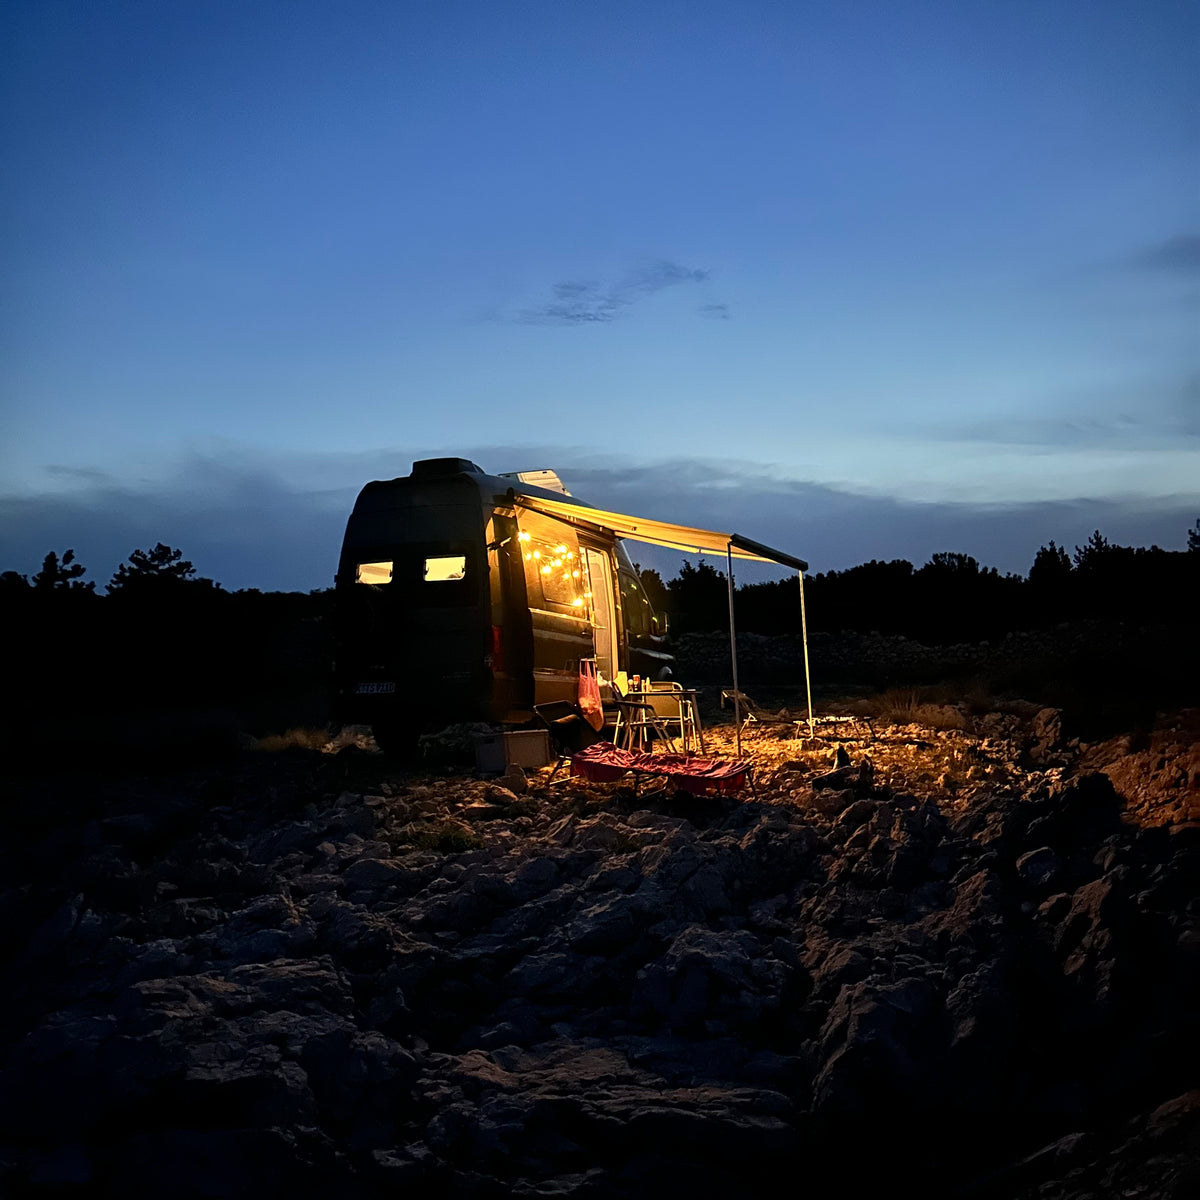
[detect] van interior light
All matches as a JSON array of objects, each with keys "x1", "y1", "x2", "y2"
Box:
[
  {"x1": 533, "y1": 550, "x2": 541, "y2": 559},
  {"x1": 541, "y1": 565, "x2": 551, "y2": 574},
  {"x1": 356, "y1": 561, "x2": 393, "y2": 584},
  {"x1": 524, "y1": 553, "x2": 532, "y2": 561},
  {"x1": 572, "y1": 598, "x2": 584, "y2": 607},
  {"x1": 424, "y1": 555, "x2": 467, "y2": 582},
  {"x1": 555, "y1": 544, "x2": 567, "y2": 553},
  {"x1": 518, "y1": 531, "x2": 530, "y2": 542}
]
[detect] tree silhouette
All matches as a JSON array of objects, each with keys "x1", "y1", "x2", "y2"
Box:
[
  {"x1": 0, "y1": 570, "x2": 31, "y2": 598},
  {"x1": 1028, "y1": 541, "x2": 1073, "y2": 621},
  {"x1": 1073, "y1": 530, "x2": 1111, "y2": 569},
  {"x1": 668, "y1": 559, "x2": 728, "y2": 632},
  {"x1": 1188, "y1": 519, "x2": 1200, "y2": 554},
  {"x1": 32, "y1": 549, "x2": 94, "y2": 592},
  {"x1": 107, "y1": 543, "x2": 198, "y2": 594}
]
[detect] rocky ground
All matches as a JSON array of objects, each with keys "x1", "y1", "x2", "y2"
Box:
[{"x1": 1, "y1": 699, "x2": 1197, "y2": 1199}]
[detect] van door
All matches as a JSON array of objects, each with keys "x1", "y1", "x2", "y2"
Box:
[
  {"x1": 583, "y1": 546, "x2": 617, "y2": 683},
  {"x1": 515, "y1": 513, "x2": 591, "y2": 706}
]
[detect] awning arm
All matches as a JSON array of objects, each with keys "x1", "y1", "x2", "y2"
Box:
[{"x1": 728, "y1": 534, "x2": 808, "y2": 573}]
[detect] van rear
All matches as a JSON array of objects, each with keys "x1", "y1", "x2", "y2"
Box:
[{"x1": 332, "y1": 461, "x2": 513, "y2": 748}]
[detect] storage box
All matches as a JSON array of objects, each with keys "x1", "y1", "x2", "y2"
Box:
[{"x1": 474, "y1": 729, "x2": 553, "y2": 773}]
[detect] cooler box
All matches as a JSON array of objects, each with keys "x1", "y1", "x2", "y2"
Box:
[{"x1": 475, "y1": 729, "x2": 553, "y2": 772}]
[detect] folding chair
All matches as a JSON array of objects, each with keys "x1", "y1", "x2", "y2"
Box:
[
  {"x1": 720, "y1": 688, "x2": 804, "y2": 736},
  {"x1": 533, "y1": 701, "x2": 606, "y2": 783},
  {"x1": 610, "y1": 681, "x2": 678, "y2": 753},
  {"x1": 643, "y1": 682, "x2": 704, "y2": 754}
]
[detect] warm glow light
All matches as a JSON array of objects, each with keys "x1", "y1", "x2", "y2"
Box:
[
  {"x1": 356, "y1": 560, "x2": 393, "y2": 584},
  {"x1": 541, "y1": 565, "x2": 551, "y2": 574},
  {"x1": 555, "y1": 544, "x2": 566, "y2": 553},
  {"x1": 424, "y1": 555, "x2": 466, "y2": 582},
  {"x1": 572, "y1": 598, "x2": 584, "y2": 607},
  {"x1": 518, "y1": 531, "x2": 530, "y2": 542}
]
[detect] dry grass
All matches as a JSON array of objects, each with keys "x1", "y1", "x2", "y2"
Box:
[
  {"x1": 411, "y1": 819, "x2": 484, "y2": 853},
  {"x1": 252, "y1": 727, "x2": 331, "y2": 753}
]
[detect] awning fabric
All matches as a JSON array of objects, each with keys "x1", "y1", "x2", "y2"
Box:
[{"x1": 510, "y1": 491, "x2": 808, "y2": 573}]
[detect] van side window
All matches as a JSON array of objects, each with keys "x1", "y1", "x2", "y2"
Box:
[
  {"x1": 356, "y1": 561, "x2": 393, "y2": 584},
  {"x1": 519, "y1": 533, "x2": 584, "y2": 609},
  {"x1": 620, "y1": 572, "x2": 651, "y2": 637},
  {"x1": 424, "y1": 555, "x2": 466, "y2": 581}
]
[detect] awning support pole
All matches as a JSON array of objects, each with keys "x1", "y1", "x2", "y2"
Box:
[
  {"x1": 727, "y1": 542, "x2": 741, "y2": 757},
  {"x1": 799, "y1": 569, "x2": 814, "y2": 738}
]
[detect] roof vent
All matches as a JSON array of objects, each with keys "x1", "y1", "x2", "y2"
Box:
[
  {"x1": 498, "y1": 469, "x2": 572, "y2": 496},
  {"x1": 411, "y1": 458, "x2": 483, "y2": 478}
]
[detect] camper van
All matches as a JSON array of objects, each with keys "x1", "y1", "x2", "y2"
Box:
[{"x1": 332, "y1": 458, "x2": 672, "y2": 754}]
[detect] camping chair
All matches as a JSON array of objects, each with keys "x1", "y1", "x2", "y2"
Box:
[
  {"x1": 610, "y1": 681, "x2": 679, "y2": 753},
  {"x1": 533, "y1": 701, "x2": 606, "y2": 783},
  {"x1": 720, "y1": 689, "x2": 807, "y2": 738},
  {"x1": 643, "y1": 681, "x2": 705, "y2": 754}
]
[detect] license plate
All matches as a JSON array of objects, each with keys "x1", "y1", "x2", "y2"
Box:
[{"x1": 355, "y1": 682, "x2": 396, "y2": 695}]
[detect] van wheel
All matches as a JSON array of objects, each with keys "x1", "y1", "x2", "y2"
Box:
[{"x1": 372, "y1": 720, "x2": 421, "y2": 761}]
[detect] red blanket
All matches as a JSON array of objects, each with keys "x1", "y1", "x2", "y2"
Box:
[{"x1": 569, "y1": 742, "x2": 752, "y2": 795}]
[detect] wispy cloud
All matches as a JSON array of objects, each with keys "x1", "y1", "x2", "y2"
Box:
[
  {"x1": 917, "y1": 375, "x2": 1200, "y2": 450},
  {"x1": 697, "y1": 303, "x2": 730, "y2": 320},
  {"x1": 928, "y1": 413, "x2": 1197, "y2": 450},
  {"x1": 516, "y1": 260, "x2": 718, "y2": 325},
  {"x1": 1131, "y1": 233, "x2": 1200, "y2": 273}
]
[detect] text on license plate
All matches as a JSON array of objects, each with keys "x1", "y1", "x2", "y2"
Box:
[{"x1": 355, "y1": 682, "x2": 396, "y2": 695}]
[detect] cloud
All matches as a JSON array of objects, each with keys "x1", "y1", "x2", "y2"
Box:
[
  {"x1": 697, "y1": 303, "x2": 731, "y2": 320},
  {"x1": 918, "y1": 375, "x2": 1200, "y2": 449},
  {"x1": 0, "y1": 454, "x2": 356, "y2": 593},
  {"x1": 2, "y1": 447, "x2": 1195, "y2": 592},
  {"x1": 1132, "y1": 233, "x2": 1200, "y2": 273},
  {"x1": 516, "y1": 260, "x2": 717, "y2": 325},
  {"x1": 928, "y1": 412, "x2": 1198, "y2": 450}
]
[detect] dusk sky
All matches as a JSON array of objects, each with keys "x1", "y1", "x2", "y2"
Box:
[{"x1": 3, "y1": 0, "x2": 1197, "y2": 592}]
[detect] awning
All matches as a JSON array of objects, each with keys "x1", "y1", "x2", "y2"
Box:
[{"x1": 510, "y1": 491, "x2": 808, "y2": 573}]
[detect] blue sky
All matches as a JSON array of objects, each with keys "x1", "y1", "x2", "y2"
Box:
[{"x1": 2, "y1": 0, "x2": 1197, "y2": 590}]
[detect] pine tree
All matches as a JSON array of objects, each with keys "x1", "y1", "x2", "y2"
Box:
[
  {"x1": 31, "y1": 549, "x2": 94, "y2": 592},
  {"x1": 107, "y1": 543, "x2": 197, "y2": 594},
  {"x1": 1029, "y1": 540, "x2": 1072, "y2": 586}
]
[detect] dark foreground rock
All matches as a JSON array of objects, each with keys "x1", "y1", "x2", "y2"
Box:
[{"x1": 0, "y1": 715, "x2": 1196, "y2": 1199}]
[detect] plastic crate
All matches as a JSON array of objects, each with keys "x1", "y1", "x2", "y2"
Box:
[{"x1": 474, "y1": 729, "x2": 552, "y2": 772}]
